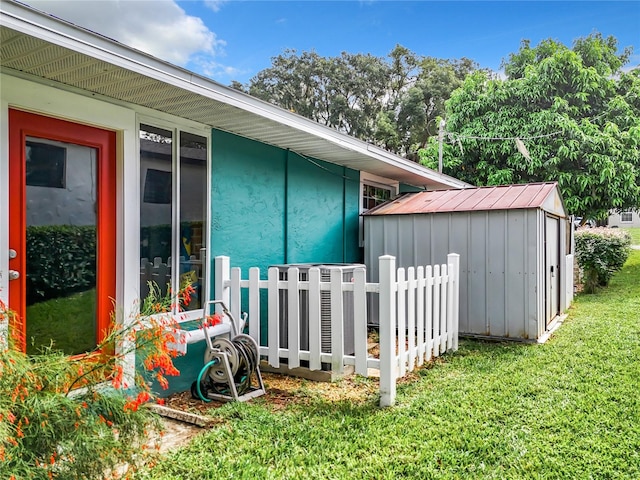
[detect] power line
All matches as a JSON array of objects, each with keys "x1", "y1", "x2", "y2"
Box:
[{"x1": 446, "y1": 130, "x2": 563, "y2": 141}]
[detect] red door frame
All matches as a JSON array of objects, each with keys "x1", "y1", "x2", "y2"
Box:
[{"x1": 8, "y1": 109, "x2": 117, "y2": 352}]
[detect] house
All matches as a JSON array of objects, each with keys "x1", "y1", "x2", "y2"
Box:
[
  {"x1": 0, "y1": 1, "x2": 468, "y2": 393},
  {"x1": 363, "y1": 182, "x2": 573, "y2": 342},
  {"x1": 607, "y1": 211, "x2": 640, "y2": 229}
]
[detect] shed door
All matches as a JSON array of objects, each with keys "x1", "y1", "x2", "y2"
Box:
[
  {"x1": 8, "y1": 109, "x2": 116, "y2": 354},
  {"x1": 545, "y1": 215, "x2": 560, "y2": 325}
]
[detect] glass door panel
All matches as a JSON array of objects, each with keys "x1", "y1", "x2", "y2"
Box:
[
  {"x1": 139, "y1": 125, "x2": 173, "y2": 301},
  {"x1": 179, "y1": 131, "x2": 207, "y2": 311},
  {"x1": 25, "y1": 138, "x2": 98, "y2": 355}
]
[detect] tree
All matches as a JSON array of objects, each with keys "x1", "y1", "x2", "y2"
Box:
[
  {"x1": 247, "y1": 49, "x2": 389, "y2": 140},
  {"x1": 241, "y1": 46, "x2": 476, "y2": 158},
  {"x1": 229, "y1": 80, "x2": 246, "y2": 92},
  {"x1": 381, "y1": 56, "x2": 476, "y2": 159},
  {"x1": 419, "y1": 34, "x2": 640, "y2": 220}
]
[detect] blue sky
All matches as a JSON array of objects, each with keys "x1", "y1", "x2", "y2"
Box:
[
  {"x1": 25, "y1": 1, "x2": 640, "y2": 85},
  {"x1": 182, "y1": 1, "x2": 640, "y2": 83}
]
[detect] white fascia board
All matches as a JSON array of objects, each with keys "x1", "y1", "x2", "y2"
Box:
[
  {"x1": 1, "y1": 1, "x2": 470, "y2": 190},
  {"x1": 363, "y1": 144, "x2": 471, "y2": 189}
]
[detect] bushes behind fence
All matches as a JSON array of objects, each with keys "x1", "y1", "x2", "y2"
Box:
[
  {"x1": 26, "y1": 225, "x2": 96, "y2": 304},
  {"x1": 575, "y1": 227, "x2": 631, "y2": 293}
]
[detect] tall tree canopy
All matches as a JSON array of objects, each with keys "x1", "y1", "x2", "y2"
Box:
[
  {"x1": 238, "y1": 46, "x2": 476, "y2": 158},
  {"x1": 419, "y1": 34, "x2": 640, "y2": 220}
]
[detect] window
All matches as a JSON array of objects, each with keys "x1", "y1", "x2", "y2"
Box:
[
  {"x1": 26, "y1": 140, "x2": 66, "y2": 188},
  {"x1": 139, "y1": 124, "x2": 208, "y2": 314},
  {"x1": 621, "y1": 212, "x2": 633, "y2": 223},
  {"x1": 362, "y1": 183, "x2": 392, "y2": 210},
  {"x1": 359, "y1": 174, "x2": 398, "y2": 247}
]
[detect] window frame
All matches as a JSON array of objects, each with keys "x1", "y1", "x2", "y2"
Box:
[
  {"x1": 359, "y1": 172, "x2": 399, "y2": 247},
  {"x1": 620, "y1": 212, "x2": 633, "y2": 223},
  {"x1": 137, "y1": 116, "x2": 211, "y2": 323}
]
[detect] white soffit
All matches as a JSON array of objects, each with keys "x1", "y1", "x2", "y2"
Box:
[{"x1": 0, "y1": 1, "x2": 470, "y2": 190}]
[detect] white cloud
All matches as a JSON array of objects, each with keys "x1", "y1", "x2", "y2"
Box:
[
  {"x1": 191, "y1": 56, "x2": 247, "y2": 81},
  {"x1": 204, "y1": 0, "x2": 226, "y2": 12},
  {"x1": 24, "y1": 0, "x2": 224, "y2": 66}
]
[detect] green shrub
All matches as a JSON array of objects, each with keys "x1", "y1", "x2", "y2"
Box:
[
  {"x1": 26, "y1": 225, "x2": 96, "y2": 304},
  {"x1": 575, "y1": 227, "x2": 631, "y2": 293}
]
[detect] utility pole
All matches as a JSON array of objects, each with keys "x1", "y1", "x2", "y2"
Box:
[{"x1": 438, "y1": 119, "x2": 445, "y2": 174}]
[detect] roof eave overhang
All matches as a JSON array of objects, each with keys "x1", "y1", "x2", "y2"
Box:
[{"x1": 0, "y1": 1, "x2": 471, "y2": 190}]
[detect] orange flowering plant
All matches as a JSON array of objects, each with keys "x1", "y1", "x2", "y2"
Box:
[{"x1": 0, "y1": 281, "x2": 193, "y2": 480}]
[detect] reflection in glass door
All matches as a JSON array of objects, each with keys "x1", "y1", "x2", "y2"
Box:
[{"x1": 25, "y1": 138, "x2": 98, "y2": 355}]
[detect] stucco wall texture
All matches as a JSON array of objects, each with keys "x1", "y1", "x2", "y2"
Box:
[{"x1": 211, "y1": 129, "x2": 361, "y2": 274}]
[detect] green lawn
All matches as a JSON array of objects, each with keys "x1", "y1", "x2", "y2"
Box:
[
  {"x1": 623, "y1": 227, "x2": 640, "y2": 245},
  {"x1": 137, "y1": 252, "x2": 640, "y2": 479}
]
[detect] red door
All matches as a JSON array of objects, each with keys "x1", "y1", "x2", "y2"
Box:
[{"x1": 8, "y1": 109, "x2": 116, "y2": 354}]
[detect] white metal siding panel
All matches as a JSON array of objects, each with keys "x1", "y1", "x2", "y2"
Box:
[
  {"x1": 449, "y1": 214, "x2": 470, "y2": 333},
  {"x1": 412, "y1": 215, "x2": 433, "y2": 266},
  {"x1": 525, "y1": 211, "x2": 540, "y2": 340},
  {"x1": 487, "y1": 212, "x2": 507, "y2": 337},
  {"x1": 468, "y1": 213, "x2": 488, "y2": 335},
  {"x1": 505, "y1": 210, "x2": 527, "y2": 339},
  {"x1": 363, "y1": 216, "x2": 383, "y2": 325},
  {"x1": 430, "y1": 215, "x2": 452, "y2": 270},
  {"x1": 559, "y1": 218, "x2": 569, "y2": 313},
  {"x1": 398, "y1": 216, "x2": 415, "y2": 271},
  {"x1": 536, "y1": 211, "x2": 546, "y2": 339},
  {"x1": 363, "y1": 217, "x2": 385, "y2": 282},
  {"x1": 383, "y1": 216, "x2": 401, "y2": 265}
]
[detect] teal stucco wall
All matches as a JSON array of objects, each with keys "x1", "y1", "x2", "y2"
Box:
[
  {"x1": 210, "y1": 129, "x2": 361, "y2": 271},
  {"x1": 160, "y1": 129, "x2": 361, "y2": 395},
  {"x1": 399, "y1": 183, "x2": 426, "y2": 193}
]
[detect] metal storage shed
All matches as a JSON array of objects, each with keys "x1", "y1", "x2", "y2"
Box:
[{"x1": 363, "y1": 182, "x2": 573, "y2": 342}]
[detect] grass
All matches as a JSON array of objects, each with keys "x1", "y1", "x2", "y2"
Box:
[
  {"x1": 26, "y1": 288, "x2": 96, "y2": 355},
  {"x1": 137, "y1": 252, "x2": 640, "y2": 479},
  {"x1": 622, "y1": 227, "x2": 640, "y2": 245}
]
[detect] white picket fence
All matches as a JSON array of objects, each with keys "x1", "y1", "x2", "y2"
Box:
[{"x1": 214, "y1": 254, "x2": 460, "y2": 407}]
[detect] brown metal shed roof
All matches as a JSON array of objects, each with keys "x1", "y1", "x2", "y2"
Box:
[{"x1": 364, "y1": 182, "x2": 564, "y2": 215}]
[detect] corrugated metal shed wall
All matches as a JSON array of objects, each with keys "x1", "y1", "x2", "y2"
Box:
[{"x1": 364, "y1": 208, "x2": 546, "y2": 340}]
